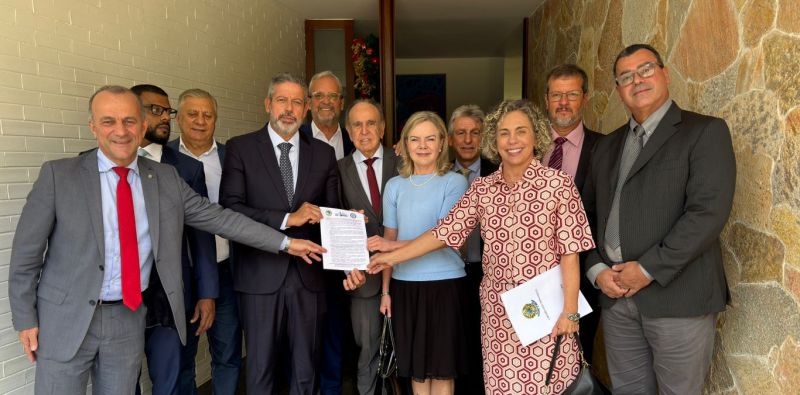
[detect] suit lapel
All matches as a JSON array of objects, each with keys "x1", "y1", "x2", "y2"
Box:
[
  {"x1": 81, "y1": 152, "x2": 106, "y2": 262},
  {"x1": 625, "y1": 103, "x2": 681, "y2": 184},
  {"x1": 138, "y1": 158, "x2": 160, "y2": 258},
  {"x1": 256, "y1": 127, "x2": 292, "y2": 209},
  {"x1": 342, "y1": 157, "x2": 376, "y2": 218},
  {"x1": 293, "y1": 131, "x2": 313, "y2": 209},
  {"x1": 574, "y1": 130, "x2": 598, "y2": 191},
  {"x1": 606, "y1": 126, "x2": 628, "y2": 201},
  {"x1": 381, "y1": 149, "x2": 398, "y2": 191}
]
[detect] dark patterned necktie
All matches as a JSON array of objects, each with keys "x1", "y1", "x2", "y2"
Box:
[
  {"x1": 547, "y1": 137, "x2": 568, "y2": 170},
  {"x1": 278, "y1": 142, "x2": 294, "y2": 203},
  {"x1": 363, "y1": 157, "x2": 381, "y2": 215}
]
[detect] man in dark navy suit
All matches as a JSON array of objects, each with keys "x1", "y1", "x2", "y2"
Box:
[
  {"x1": 132, "y1": 84, "x2": 218, "y2": 395},
  {"x1": 299, "y1": 70, "x2": 354, "y2": 394},
  {"x1": 221, "y1": 73, "x2": 341, "y2": 394},
  {"x1": 169, "y1": 88, "x2": 240, "y2": 395}
]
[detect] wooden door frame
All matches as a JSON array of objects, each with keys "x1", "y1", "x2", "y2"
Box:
[{"x1": 304, "y1": 19, "x2": 356, "y2": 104}]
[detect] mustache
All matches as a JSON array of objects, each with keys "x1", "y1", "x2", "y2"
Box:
[{"x1": 632, "y1": 83, "x2": 653, "y2": 95}]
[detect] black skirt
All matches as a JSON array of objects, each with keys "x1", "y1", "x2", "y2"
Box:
[{"x1": 390, "y1": 277, "x2": 469, "y2": 382}]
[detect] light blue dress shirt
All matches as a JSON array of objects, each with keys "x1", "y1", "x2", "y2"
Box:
[{"x1": 97, "y1": 150, "x2": 154, "y2": 301}]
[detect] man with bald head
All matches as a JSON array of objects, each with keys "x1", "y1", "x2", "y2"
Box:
[
  {"x1": 9, "y1": 85, "x2": 324, "y2": 395},
  {"x1": 338, "y1": 99, "x2": 399, "y2": 395}
]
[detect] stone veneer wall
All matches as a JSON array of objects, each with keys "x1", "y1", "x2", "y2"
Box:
[
  {"x1": 0, "y1": 1, "x2": 304, "y2": 393},
  {"x1": 527, "y1": 0, "x2": 799, "y2": 393}
]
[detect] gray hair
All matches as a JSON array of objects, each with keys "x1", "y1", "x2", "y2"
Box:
[
  {"x1": 267, "y1": 72, "x2": 308, "y2": 100},
  {"x1": 88, "y1": 85, "x2": 145, "y2": 120},
  {"x1": 346, "y1": 98, "x2": 385, "y2": 125},
  {"x1": 309, "y1": 70, "x2": 343, "y2": 95},
  {"x1": 178, "y1": 88, "x2": 218, "y2": 115},
  {"x1": 448, "y1": 104, "x2": 485, "y2": 135}
]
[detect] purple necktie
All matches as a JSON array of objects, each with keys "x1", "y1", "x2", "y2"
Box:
[{"x1": 547, "y1": 137, "x2": 568, "y2": 170}]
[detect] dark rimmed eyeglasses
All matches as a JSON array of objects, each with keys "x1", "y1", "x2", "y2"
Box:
[{"x1": 145, "y1": 104, "x2": 178, "y2": 118}]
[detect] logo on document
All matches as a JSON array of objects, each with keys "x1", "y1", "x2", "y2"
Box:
[{"x1": 522, "y1": 299, "x2": 541, "y2": 319}]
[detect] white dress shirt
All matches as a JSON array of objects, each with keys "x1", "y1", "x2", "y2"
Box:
[
  {"x1": 311, "y1": 121, "x2": 345, "y2": 160},
  {"x1": 352, "y1": 145, "x2": 385, "y2": 206},
  {"x1": 178, "y1": 138, "x2": 230, "y2": 263},
  {"x1": 268, "y1": 125, "x2": 300, "y2": 229},
  {"x1": 139, "y1": 143, "x2": 163, "y2": 163}
]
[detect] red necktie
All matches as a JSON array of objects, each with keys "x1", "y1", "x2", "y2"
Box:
[
  {"x1": 547, "y1": 137, "x2": 567, "y2": 170},
  {"x1": 363, "y1": 158, "x2": 381, "y2": 215},
  {"x1": 113, "y1": 167, "x2": 142, "y2": 311}
]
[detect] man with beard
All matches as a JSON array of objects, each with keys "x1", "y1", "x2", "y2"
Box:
[
  {"x1": 220, "y1": 73, "x2": 342, "y2": 394},
  {"x1": 447, "y1": 104, "x2": 497, "y2": 395},
  {"x1": 131, "y1": 85, "x2": 218, "y2": 395},
  {"x1": 540, "y1": 64, "x2": 603, "y2": 368}
]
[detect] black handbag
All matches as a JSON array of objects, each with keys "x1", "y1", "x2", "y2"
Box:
[
  {"x1": 545, "y1": 332, "x2": 604, "y2": 395},
  {"x1": 378, "y1": 314, "x2": 401, "y2": 395}
]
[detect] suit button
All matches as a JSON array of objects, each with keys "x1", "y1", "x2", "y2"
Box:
[
  {"x1": 99, "y1": 265, "x2": 104, "y2": 271},
  {"x1": 89, "y1": 300, "x2": 96, "y2": 306}
]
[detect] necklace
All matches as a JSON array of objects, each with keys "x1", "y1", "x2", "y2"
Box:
[{"x1": 409, "y1": 173, "x2": 437, "y2": 188}]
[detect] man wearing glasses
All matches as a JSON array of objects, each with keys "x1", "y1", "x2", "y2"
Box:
[
  {"x1": 300, "y1": 71, "x2": 354, "y2": 394},
  {"x1": 582, "y1": 44, "x2": 736, "y2": 394},
  {"x1": 131, "y1": 84, "x2": 219, "y2": 395},
  {"x1": 301, "y1": 71, "x2": 355, "y2": 160},
  {"x1": 540, "y1": 64, "x2": 603, "y2": 373}
]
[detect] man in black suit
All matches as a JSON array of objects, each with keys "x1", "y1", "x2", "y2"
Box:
[
  {"x1": 300, "y1": 70, "x2": 354, "y2": 394},
  {"x1": 169, "y1": 88, "x2": 240, "y2": 395},
  {"x1": 220, "y1": 72, "x2": 341, "y2": 394},
  {"x1": 540, "y1": 64, "x2": 602, "y2": 365},
  {"x1": 132, "y1": 84, "x2": 218, "y2": 395},
  {"x1": 582, "y1": 44, "x2": 735, "y2": 394},
  {"x1": 447, "y1": 104, "x2": 497, "y2": 395},
  {"x1": 337, "y1": 99, "x2": 399, "y2": 395}
]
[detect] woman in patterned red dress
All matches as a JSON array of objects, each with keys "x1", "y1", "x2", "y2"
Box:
[{"x1": 368, "y1": 100, "x2": 595, "y2": 394}]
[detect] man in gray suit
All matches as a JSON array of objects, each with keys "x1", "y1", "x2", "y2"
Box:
[
  {"x1": 582, "y1": 44, "x2": 736, "y2": 394},
  {"x1": 338, "y1": 99, "x2": 398, "y2": 395},
  {"x1": 8, "y1": 85, "x2": 325, "y2": 395}
]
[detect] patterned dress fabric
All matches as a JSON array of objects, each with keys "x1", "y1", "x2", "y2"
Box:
[{"x1": 432, "y1": 159, "x2": 595, "y2": 394}]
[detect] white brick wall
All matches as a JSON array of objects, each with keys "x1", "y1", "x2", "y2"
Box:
[{"x1": 0, "y1": 0, "x2": 306, "y2": 393}]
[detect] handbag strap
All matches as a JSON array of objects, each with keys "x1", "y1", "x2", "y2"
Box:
[
  {"x1": 545, "y1": 332, "x2": 588, "y2": 387},
  {"x1": 378, "y1": 313, "x2": 397, "y2": 377}
]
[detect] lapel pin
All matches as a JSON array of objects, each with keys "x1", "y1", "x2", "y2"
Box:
[{"x1": 148, "y1": 174, "x2": 152, "y2": 179}]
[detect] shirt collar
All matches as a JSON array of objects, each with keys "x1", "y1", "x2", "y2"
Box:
[
  {"x1": 354, "y1": 144, "x2": 384, "y2": 163},
  {"x1": 178, "y1": 136, "x2": 217, "y2": 158},
  {"x1": 550, "y1": 122, "x2": 585, "y2": 147},
  {"x1": 453, "y1": 157, "x2": 481, "y2": 174},
  {"x1": 140, "y1": 143, "x2": 163, "y2": 160},
  {"x1": 629, "y1": 98, "x2": 673, "y2": 138},
  {"x1": 97, "y1": 148, "x2": 139, "y2": 175},
  {"x1": 311, "y1": 121, "x2": 342, "y2": 142},
  {"x1": 267, "y1": 123, "x2": 300, "y2": 149}
]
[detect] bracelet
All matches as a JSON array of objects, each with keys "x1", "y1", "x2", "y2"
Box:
[{"x1": 381, "y1": 291, "x2": 390, "y2": 297}]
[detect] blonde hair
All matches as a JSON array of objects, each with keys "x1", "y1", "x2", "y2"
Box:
[
  {"x1": 481, "y1": 100, "x2": 552, "y2": 164},
  {"x1": 397, "y1": 111, "x2": 452, "y2": 177}
]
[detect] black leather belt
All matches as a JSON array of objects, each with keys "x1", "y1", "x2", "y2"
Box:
[{"x1": 98, "y1": 299, "x2": 123, "y2": 306}]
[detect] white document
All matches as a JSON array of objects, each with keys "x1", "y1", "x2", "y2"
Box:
[
  {"x1": 319, "y1": 207, "x2": 369, "y2": 271},
  {"x1": 500, "y1": 265, "x2": 593, "y2": 346}
]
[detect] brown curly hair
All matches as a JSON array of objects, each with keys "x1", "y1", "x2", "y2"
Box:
[{"x1": 481, "y1": 100, "x2": 552, "y2": 164}]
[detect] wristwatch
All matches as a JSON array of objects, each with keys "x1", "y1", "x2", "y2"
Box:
[{"x1": 566, "y1": 312, "x2": 581, "y2": 322}]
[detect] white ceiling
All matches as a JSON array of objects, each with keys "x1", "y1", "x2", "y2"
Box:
[{"x1": 273, "y1": 0, "x2": 544, "y2": 58}]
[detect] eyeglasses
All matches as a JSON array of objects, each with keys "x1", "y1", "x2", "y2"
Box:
[
  {"x1": 547, "y1": 91, "x2": 583, "y2": 102},
  {"x1": 145, "y1": 104, "x2": 178, "y2": 118},
  {"x1": 615, "y1": 61, "x2": 662, "y2": 87},
  {"x1": 310, "y1": 92, "x2": 341, "y2": 102}
]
